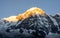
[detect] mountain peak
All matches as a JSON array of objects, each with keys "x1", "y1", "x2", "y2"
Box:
[
  {"x1": 26, "y1": 7, "x2": 45, "y2": 15},
  {"x1": 16, "y1": 7, "x2": 45, "y2": 20},
  {"x1": 0, "y1": 7, "x2": 60, "y2": 38},
  {"x1": 2, "y1": 7, "x2": 46, "y2": 22}
]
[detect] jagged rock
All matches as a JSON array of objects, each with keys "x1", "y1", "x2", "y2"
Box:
[{"x1": 0, "y1": 7, "x2": 60, "y2": 38}]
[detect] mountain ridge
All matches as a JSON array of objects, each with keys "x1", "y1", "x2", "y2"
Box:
[{"x1": 0, "y1": 7, "x2": 60, "y2": 38}]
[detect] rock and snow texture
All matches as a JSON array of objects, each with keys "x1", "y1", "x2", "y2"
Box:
[{"x1": 0, "y1": 7, "x2": 60, "y2": 38}]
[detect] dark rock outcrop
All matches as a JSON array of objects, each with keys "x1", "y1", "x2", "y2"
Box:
[{"x1": 0, "y1": 14, "x2": 60, "y2": 38}]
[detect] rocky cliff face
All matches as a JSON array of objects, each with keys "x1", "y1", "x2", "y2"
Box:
[{"x1": 0, "y1": 7, "x2": 60, "y2": 38}]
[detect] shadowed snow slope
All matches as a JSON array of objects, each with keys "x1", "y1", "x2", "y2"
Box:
[{"x1": 0, "y1": 7, "x2": 60, "y2": 38}]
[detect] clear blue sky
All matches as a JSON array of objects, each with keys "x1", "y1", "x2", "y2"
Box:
[{"x1": 0, "y1": 0, "x2": 60, "y2": 18}]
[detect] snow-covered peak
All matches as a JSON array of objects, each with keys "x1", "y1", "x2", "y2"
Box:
[
  {"x1": 0, "y1": 7, "x2": 60, "y2": 38},
  {"x1": 16, "y1": 7, "x2": 46, "y2": 21}
]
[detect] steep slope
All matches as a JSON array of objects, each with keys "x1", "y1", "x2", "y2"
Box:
[{"x1": 0, "y1": 7, "x2": 60, "y2": 38}]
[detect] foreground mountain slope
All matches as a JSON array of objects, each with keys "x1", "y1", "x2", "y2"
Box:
[{"x1": 0, "y1": 7, "x2": 60, "y2": 38}]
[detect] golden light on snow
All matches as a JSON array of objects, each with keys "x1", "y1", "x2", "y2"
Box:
[
  {"x1": 26, "y1": 7, "x2": 45, "y2": 15},
  {"x1": 3, "y1": 7, "x2": 45, "y2": 22},
  {"x1": 16, "y1": 7, "x2": 45, "y2": 20},
  {"x1": 3, "y1": 16, "x2": 18, "y2": 22}
]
